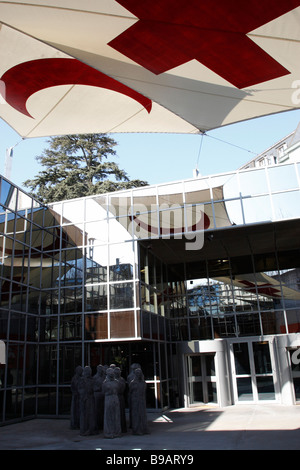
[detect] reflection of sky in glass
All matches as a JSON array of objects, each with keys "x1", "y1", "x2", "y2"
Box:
[
  {"x1": 272, "y1": 192, "x2": 300, "y2": 219},
  {"x1": 224, "y1": 163, "x2": 300, "y2": 226},
  {"x1": 269, "y1": 165, "x2": 298, "y2": 192},
  {"x1": 239, "y1": 169, "x2": 268, "y2": 196},
  {"x1": 0, "y1": 179, "x2": 13, "y2": 206}
]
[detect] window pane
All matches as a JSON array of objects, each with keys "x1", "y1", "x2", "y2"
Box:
[
  {"x1": 158, "y1": 182, "x2": 184, "y2": 207},
  {"x1": 292, "y1": 377, "x2": 300, "y2": 400},
  {"x1": 268, "y1": 165, "x2": 298, "y2": 192},
  {"x1": 62, "y1": 199, "x2": 84, "y2": 224},
  {"x1": 110, "y1": 310, "x2": 135, "y2": 338},
  {"x1": 86, "y1": 247, "x2": 108, "y2": 282},
  {"x1": 192, "y1": 382, "x2": 204, "y2": 402},
  {"x1": 85, "y1": 196, "x2": 107, "y2": 222},
  {"x1": 109, "y1": 282, "x2": 134, "y2": 309},
  {"x1": 109, "y1": 243, "x2": 134, "y2": 282},
  {"x1": 60, "y1": 315, "x2": 82, "y2": 341},
  {"x1": 253, "y1": 342, "x2": 272, "y2": 374},
  {"x1": 233, "y1": 343, "x2": 250, "y2": 375},
  {"x1": 207, "y1": 382, "x2": 218, "y2": 403},
  {"x1": 85, "y1": 313, "x2": 108, "y2": 340},
  {"x1": 191, "y1": 356, "x2": 202, "y2": 376},
  {"x1": 242, "y1": 195, "x2": 272, "y2": 224},
  {"x1": 236, "y1": 377, "x2": 253, "y2": 401},
  {"x1": 272, "y1": 191, "x2": 300, "y2": 220},
  {"x1": 239, "y1": 169, "x2": 268, "y2": 196},
  {"x1": 1, "y1": 180, "x2": 16, "y2": 208},
  {"x1": 85, "y1": 284, "x2": 107, "y2": 311},
  {"x1": 256, "y1": 377, "x2": 275, "y2": 400},
  {"x1": 205, "y1": 355, "x2": 216, "y2": 376}
]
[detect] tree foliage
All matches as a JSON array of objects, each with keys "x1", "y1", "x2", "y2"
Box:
[{"x1": 24, "y1": 134, "x2": 148, "y2": 203}]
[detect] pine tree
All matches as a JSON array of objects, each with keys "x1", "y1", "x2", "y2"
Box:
[{"x1": 24, "y1": 134, "x2": 148, "y2": 203}]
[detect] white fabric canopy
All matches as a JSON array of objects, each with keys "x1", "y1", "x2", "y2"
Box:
[{"x1": 0, "y1": 0, "x2": 299, "y2": 137}]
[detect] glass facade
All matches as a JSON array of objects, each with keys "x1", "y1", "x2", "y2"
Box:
[{"x1": 1, "y1": 161, "x2": 300, "y2": 423}]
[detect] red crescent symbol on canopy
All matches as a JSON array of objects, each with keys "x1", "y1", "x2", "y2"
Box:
[{"x1": 0, "y1": 58, "x2": 152, "y2": 117}]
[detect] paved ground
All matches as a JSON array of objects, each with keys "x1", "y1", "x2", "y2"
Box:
[{"x1": 1, "y1": 404, "x2": 300, "y2": 451}]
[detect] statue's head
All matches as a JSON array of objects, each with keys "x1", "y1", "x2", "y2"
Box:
[
  {"x1": 83, "y1": 366, "x2": 92, "y2": 378},
  {"x1": 134, "y1": 368, "x2": 144, "y2": 380},
  {"x1": 106, "y1": 367, "x2": 115, "y2": 380}
]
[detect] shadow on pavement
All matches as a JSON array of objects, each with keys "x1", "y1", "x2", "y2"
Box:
[{"x1": 1, "y1": 405, "x2": 300, "y2": 450}]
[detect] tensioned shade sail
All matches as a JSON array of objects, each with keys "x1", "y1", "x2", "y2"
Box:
[
  {"x1": 109, "y1": 185, "x2": 231, "y2": 239},
  {"x1": 0, "y1": 0, "x2": 300, "y2": 137}
]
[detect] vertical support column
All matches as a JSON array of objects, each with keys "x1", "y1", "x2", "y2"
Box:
[
  {"x1": 276, "y1": 334, "x2": 300, "y2": 405},
  {"x1": 215, "y1": 341, "x2": 232, "y2": 407}
]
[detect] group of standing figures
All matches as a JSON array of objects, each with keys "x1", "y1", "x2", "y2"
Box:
[{"x1": 70, "y1": 363, "x2": 149, "y2": 438}]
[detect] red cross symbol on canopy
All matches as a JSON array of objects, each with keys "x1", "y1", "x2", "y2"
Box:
[{"x1": 109, "y1": 0, "x2": 300, "y2": 88}]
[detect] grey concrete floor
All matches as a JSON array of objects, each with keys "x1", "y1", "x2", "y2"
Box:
[{"x1": 1, "y1": 404, "x2": 300, "y2": 450}]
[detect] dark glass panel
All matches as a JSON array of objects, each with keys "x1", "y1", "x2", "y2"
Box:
[
  {"x1": 236, "y1": 377, "x2": 253, "y2": 401},
  {"x1": 85, "y1": 313, "x2": 108, "y2": 340},
  {"x1": 253, "y1": 342, "x2": 272, "y2": 374},
  {"x1": 59, "y1": 344, "x2": 82, "y2": 385},
  {"x1": 233, "y1": 343, "x2": 250, "y2": 375},
  {"x1": 109, "y1": 282, "x2": 134, "y2": 309},
  {"x1": 37, "y1": 387, "x2": 56, "y2": 415},
  {"x1": 110, "y1": 310, "x2": 135, "y2": 338},
  {"x1": 25, "y1": 344, "x2": 38, "y2": 386},
  {"x1": 23, "y1": 388, "x2": 36, "y2": 417},
  {"x1": 60, "y1": 315, "x2": 82, "y2": 341},
  {"x1": 38, "y1": 345, "x2": 57, "y2": 384},
  {"x1": 85, "y1": 284, "x2": 107, "y2": 311}
]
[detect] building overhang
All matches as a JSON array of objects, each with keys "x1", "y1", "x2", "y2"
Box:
[{"x1": 140, "y1": 218, "x2": 300, "y2": 279}]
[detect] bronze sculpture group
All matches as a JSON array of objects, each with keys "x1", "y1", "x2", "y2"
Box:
[{"x1": 70, "y1": 362, "x2": 149, "y2": 438}]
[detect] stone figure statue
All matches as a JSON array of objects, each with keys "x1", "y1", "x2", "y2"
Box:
[
  {"x1": 102, "y1": 367, "x2": 121, "y2": 438},
  {"x1": 129, "y1": 368, "x2": 149, "y2": 435},
  {"x1": 93, "y1": 364, "x2": 105, "y2": 431},
  {"x1": 127, "y1": 363, "x2": 141, "y2": 384},
  {"x1": 127, "y1": 363, "x2": 141, "y2": 428},
  {"x1": 70, "y1": 365, "x2": 83, "y2": 429},
  {"x1": 114, "y1": 367, "x2": 127, "y2": 433},
  {"x1": 78, "y1": 366, "x2": 97, "y2": 436}
]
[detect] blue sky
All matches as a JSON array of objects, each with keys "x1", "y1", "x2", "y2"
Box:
[{"x1": 1, "y1": 108, "x2": 300, "y2": 191}]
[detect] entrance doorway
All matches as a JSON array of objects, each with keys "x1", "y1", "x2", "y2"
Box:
[
  {"x1": 288, "y1": 348, "x2": 300, "y2": 402},
  {"x1": 186, "y1": 354, "x2": 218, "y2": 405},
  {"x1": 230, "y1": 340, "x2": 277, "y2": 403}
]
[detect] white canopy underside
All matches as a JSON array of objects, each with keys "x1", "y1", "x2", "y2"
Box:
[{"x1": 0, "y1": 0, "x2": 299, "y2": 137}]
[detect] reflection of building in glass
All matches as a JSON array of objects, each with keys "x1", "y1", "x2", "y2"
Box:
[{"x1": 1, "y1": 158, "x2": 300, "y2": 424}]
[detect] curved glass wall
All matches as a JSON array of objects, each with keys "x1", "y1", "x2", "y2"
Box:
[{"x1": 1, "y1": 161, "x2": 300, "y2": 423}]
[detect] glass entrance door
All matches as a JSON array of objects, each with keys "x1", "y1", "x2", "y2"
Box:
[
  {"x1": 231, "y1": 340, "x2": 277, "y2": 403},
  {"x1": 187, "y1": 354, "x2": 217, "y2": 405}
]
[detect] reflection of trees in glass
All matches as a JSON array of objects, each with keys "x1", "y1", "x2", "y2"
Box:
[{"x1": 188, "y1": 283, "x2": 220, "y2": 316}]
